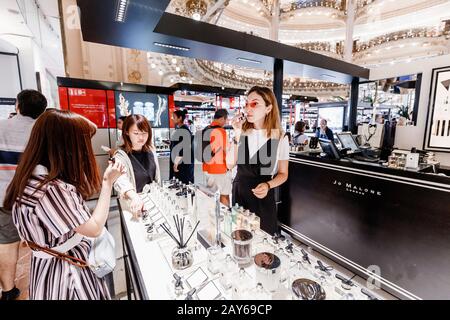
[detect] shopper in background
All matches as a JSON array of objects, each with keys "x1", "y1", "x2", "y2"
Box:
[
  {"x1": 228, "y1": 86, "x2": 289, "y2": 235},
  {"x1": 170, "y1": 109, "x2": 194, "y2": 184},
  {"x1": 0, "y1": 89, "x2": 47, "y2": 300},
  {"x1": 202, "y1": 109, "x2": 232, "y2": 207},
  {"x1": 114, "y1": 114, "x2": 161, "y2": 217},
  {"x1": 187, "y1": 119, "x2": 195, "y2": 134},
  {"x1": 115, "y1": 116, "x2": 127, "y2": 148},
  {"x1": 3, "y1": 109, "x2": 125, "y2": 300},
  {"x1": 293, "y1": 121, "x2": 309, "y2": 145},
  {"x1": 117, "y1": 116, "x2": 127, "y2": 131},
  {"x1": 315, "y1": 119, "x2": 334, "y2": 140}
]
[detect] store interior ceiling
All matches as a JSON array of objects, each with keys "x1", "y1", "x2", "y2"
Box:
[
  {"x1": 74, "y1": 0, "x2": 450, "y2": 98},
  {"x1": 2, "y1": 0, "x2": 450, "y2": 100}
]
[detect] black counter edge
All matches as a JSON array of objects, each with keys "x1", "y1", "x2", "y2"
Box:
[{"x1": 117, "y1": 198, "x2": 150, "y2": 300}]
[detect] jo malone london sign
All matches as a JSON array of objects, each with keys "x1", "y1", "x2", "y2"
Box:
[{"x1": 333, "y1": 180, "x2": 382, "y2": 196}]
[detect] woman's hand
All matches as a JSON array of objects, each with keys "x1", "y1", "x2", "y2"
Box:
[
  {"x1": 231, "y1": 113, "x2": 245, "y2": 133},
  {"x1": 103, "y1": 161, "x2": 126, "y2": 186},
  {"x1": 252, "y1": 182, "x2": 270, "y2": 199},
  {"x1": 129, "y1": 196, "x2": 145, "y2": 219}
]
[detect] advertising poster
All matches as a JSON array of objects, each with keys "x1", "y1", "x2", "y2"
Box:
[
  {"x1": 115, "y1": 91, "x2": 169, "y2": 128},
  {"x1": 425, "y1": 67, "x2": 450, "y2": 152},
  {"x1": 66, "y1": 88, "x2": 108, "y2": 128}
]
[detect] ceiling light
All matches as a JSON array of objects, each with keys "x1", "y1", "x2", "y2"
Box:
[
  {"x1": 186, "y1": 0, "x2": 207, "y2": 21},
  {"x1": 158, "y1": 70, "x2": 163, "y2": 76},
  {"x1": 153, "y1": 42, "x2": 190, "y2": 51},
  {"x1": 176, "y1": 66, "x2": 181, "y2": 72},
  {"x1": 189, "y1": 80, "x2": 193, "y2": 84},
  {"x1": 172, "y1": 58, "x2": 177, "y2": 64},
  {"x1": 237, "y1": 57, "x2": 262, "y2": 64},
  {"x1": 115, "y1": 0, "x2": 129, "y2": 23},
  {"x1": 170, "y1": 78, "x2": 174, "y2": 83}
]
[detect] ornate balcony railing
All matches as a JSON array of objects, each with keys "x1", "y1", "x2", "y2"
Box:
[
  {"x1": 280, "y1": 0, "x2": 344, "y2": 14},
  {"x1": 354, "y1": 27, "x2": 449, "y2": 53},
  {"x1": 195, "y1": 59, "x2": 348, "y2": 92},
  {"x1": 294, "y1": 41, "x2": 344, "y2": 56}
]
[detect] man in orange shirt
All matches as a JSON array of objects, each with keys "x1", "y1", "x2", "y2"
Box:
[{"x1": 202, "y1": 109, "x2": 231, "y2": 207}]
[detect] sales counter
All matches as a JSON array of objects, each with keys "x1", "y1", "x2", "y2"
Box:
[
  {"x1": 118, "y1": 185, "x2": 384, "y2": 301},
  {"x1": 279, "y1": 152, "x2": 450, "y2": 299}
]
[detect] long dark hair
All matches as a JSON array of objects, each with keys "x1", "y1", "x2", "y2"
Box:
[
  {"x1": 4, "y1": 109, "x2": 101, "y2": 209},
  {"x1": 121, "y1": 114, "x2": 153, "y2": 153}
]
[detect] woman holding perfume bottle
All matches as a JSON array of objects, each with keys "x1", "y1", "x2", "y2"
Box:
[
  {"x1": 227, "y1": 86, "x2": 289, "y2": 235},
  {"x1": 114, "y1": 114, "x2": 161, "y2": 217}
]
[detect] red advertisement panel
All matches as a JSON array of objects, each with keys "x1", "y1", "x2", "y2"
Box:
[
  {"x1": 58, "y1": 87, "x2": 69, "y2": 110},
  {"x1": 107, "y1": 90, "x2": 116, "y2": 128},
  {"x1": 168, "y1": 94, "x2": 175, "y2": 129},
  {"x1": 67, "y1": 88, "x2": 108, "y2": 128}
]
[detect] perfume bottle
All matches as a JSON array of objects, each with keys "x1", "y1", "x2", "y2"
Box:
[
  {"x1": 275, "y1": 247, "x2": 290, "y2": 284},
  {"x1": 207, "y1": 245, "x2": 225, "y2": 275},
  {"x1": 249, "y1": 283, "x2": 271, "y2": 300},
  {"x1": 223, "y1": 208, "x2": 233, "y2": 237},
  {"x1": 219, "y1": 254, "x2": 238, "y2": 290},
  {"x1": 231, "y1": 268, "x2": 252, "y2": 300}
]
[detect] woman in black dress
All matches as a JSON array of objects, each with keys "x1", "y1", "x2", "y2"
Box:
[
  {"x1": 170, "y1": 109, "x2": 194, "y2": 184},
  {"x1": 228, "y1": 86, "x2": 289, "y2": 235}
]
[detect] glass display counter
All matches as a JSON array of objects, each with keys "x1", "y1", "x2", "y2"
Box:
[{"x1": 118, "y1": 180, "x2": 384, "y2": 301}]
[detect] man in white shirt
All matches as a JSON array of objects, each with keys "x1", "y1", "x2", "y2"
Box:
[{"x1": 0, "y1": 90, "x2": 47, "y2": 300}]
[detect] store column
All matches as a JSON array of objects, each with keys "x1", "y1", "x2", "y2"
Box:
[
  {"x1": 273, "y1": 58, "x2": 283, "y2": 117},
  {"x1": 348, "y1": 77, "x2": 359, "y2": 134}
]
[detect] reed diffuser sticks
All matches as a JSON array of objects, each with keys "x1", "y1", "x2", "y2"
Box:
[{"x1": 162, "y1": 214, "x2": 200, "y2": 248}]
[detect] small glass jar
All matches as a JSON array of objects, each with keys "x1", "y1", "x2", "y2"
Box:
[
  {"x1": 172, "y1": 246, "x2": 193, "y2": 270},
  {"x1": 231, "y1": 230, "x2": 253, "y2": 267},
  {"x1": 254, "y1": 252, "x2": 281, "y2": 292}
]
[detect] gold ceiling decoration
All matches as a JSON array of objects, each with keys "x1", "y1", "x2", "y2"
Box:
[
  {"x1": 179, "y1": 71, "x2": 189, "y2": 80},
  {"x1": 186, "y1": 0, "x2": 208, "y2": 21}
]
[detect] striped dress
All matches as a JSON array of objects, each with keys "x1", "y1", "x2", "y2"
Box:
[{"x1": 12, "y1": 168, "x2": 111, "y2": 300}]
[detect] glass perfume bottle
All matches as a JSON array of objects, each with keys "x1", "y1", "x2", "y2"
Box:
[
  {"x1": 207, "y1": 245, "x2": 225, "y2": 275},
  {"x1": 249, "y1": 283, "x2": 271, "y2": 300},
  {"x1": 231, "y1": 268, "x2": 252, "y2": 300},
  {"x1": 219, "y1": 254, "x2": 238, "y2": 291}
]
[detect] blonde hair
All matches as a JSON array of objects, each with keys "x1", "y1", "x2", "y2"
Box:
[{"x1": 242, "y1": 86, "x2": 283, "y2": 139}]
